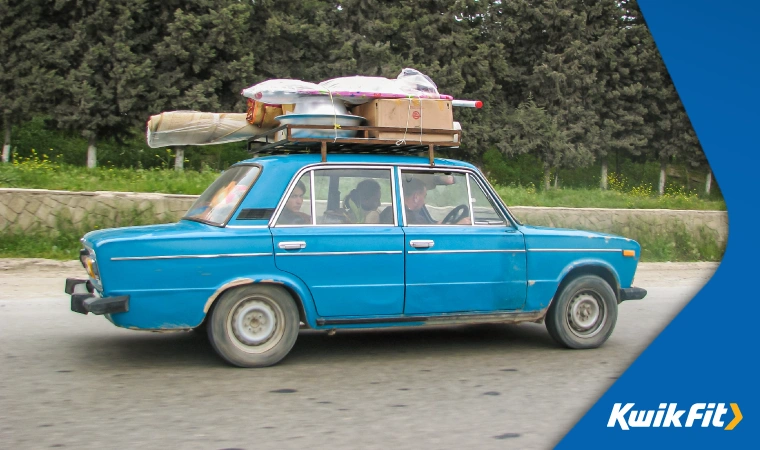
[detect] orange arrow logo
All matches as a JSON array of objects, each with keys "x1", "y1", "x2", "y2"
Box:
[{"x1": 725, "y1": 403, "x2": 742, "y2": 430}]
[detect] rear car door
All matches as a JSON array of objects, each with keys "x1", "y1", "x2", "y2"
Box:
[
  {"x1": 271, "y1": 166, "x2": 405, "y2": 317},
  {"x1": 400, "y1": 169, "x2": 527, "y2": 314}
]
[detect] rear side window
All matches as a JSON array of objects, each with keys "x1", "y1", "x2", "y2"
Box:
[
  {"x1": 314, "y1": 168, "x2": 394, "y2": 225},
  {"x1": 184, "y1": 165, "x2": 260, "y2": 226},
  {"x1": 275, "y1": 168, "x2": 395, "y2": 226},
  {"x1": 275, "y1": 172, "x2": 313, "y2": 226}
]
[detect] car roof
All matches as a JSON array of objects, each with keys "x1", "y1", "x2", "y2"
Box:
[{"x1": 236, "y1": 153, "x2": 477, "y2": 171}]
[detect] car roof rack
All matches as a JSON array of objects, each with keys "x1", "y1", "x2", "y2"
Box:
[{"x1": 246, "y1": 124, "x2": 462, "y2": 166}]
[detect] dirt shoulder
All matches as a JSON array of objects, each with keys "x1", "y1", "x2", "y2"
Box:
[
  {"x1": 633, "y1": 261, "x2": 720, "y2": 287},
  {"x1": 0, "y1": 258, "x2": 84, "y2": 277}
]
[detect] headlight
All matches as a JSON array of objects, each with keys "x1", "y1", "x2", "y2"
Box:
[{"x1": 79, "y1": 248, "x2": 100, "y2": 280}]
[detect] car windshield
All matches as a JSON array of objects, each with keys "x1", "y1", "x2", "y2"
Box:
[{"x1": 184, "y1": 165, "x2": 261, "y2": 226}]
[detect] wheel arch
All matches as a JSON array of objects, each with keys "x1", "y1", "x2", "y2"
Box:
[
  {"x1": 554, "y1": 261, "x2": 621, "y2": 305},
  {"x1": 202, "y1": 275, "x2": 316, "y2": 328}
]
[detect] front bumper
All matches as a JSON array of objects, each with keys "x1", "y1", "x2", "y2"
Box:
[
  {"x1": 620, "y1": 287, "x2": 647, "y2": 301},
  {"x1": 65, "y1": 278, "x2": 129, "y2": 315}
]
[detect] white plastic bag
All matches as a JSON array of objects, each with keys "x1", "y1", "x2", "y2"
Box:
[
  {"x1": 318, "y1": 76, "x2": 407, "y2": 104},
  {"x1": 397, "y1": 68, "x2": 440, "y2": 95},
  {"x1": 318, "y1": 69, "x2": 443, "y2": 103},
  {"x1": 241, "y1": 70, "x2": 448, "y2": 106},
  {"x1": 241, "y1": 79, "x2": 325, "y2": 104}
]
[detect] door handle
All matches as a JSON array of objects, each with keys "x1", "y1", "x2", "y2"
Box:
[
  {"x1": 278, "y1": 241, "x2": 306, "y2": 250},
  {"x1": 410, "y1": 240, "x2": 435, "y2": 249}
]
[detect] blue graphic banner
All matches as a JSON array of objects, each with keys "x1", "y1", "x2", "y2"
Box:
[{"x1": 559, "y1": 1, "x2": 758, "y2": 447}]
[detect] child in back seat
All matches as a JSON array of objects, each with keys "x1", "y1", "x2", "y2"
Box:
[{"x1": 344, "y1": 179, "x2": 382, "y2": 224}]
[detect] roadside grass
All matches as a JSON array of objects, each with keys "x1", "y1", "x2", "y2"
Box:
[
  {"x1": 514, "y1": 215, "x2": 725, "y2": 263},
  {"x1": 616, "y1": 224, "x2": 724, "y2": 262},
  {"x1": 0, "y1": 151, "x2": 218, "y2": 195},
  {"x1": 2, "y1": 153, "x2": 727, "y2": 211},
  {"x1": 494, "y1": 185, "x2": 726, "y2": 211}
]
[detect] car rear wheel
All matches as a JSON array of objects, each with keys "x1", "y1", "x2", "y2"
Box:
[
  {"x1": 207, "y1": 285, "x2": 299, "y2": 367},
  {"x1": 545, "y1": 275, "x2": 617, "y2": 349}
]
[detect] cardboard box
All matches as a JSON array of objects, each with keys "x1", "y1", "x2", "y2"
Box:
[{"x1": 352, "y1": 99, "x2": 455, "y2": 143}]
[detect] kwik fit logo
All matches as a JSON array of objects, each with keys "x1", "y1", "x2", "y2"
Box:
[{"x1": 608, "y1": 403, "x2": 742, "y2": 430}]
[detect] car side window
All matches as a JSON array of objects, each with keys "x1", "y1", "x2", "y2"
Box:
[
  {"x1": 313, "y1": 168, "x2": 395, "y2": 225},
  {"x1": 275, "y1": 172, "x2": 312, "y2": 226},
  {"x1": 400, "y1": 171, "x2": 471, "y2": 225},
  {"x1": 468, "y1": 174, "x2": 507, "y2": 225}
]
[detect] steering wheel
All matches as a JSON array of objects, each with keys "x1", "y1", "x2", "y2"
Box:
[{"x1": 442, "y1": 204, "x2": 469, "y2": 224}]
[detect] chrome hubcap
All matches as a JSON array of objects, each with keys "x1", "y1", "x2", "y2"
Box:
[
  {"x1": 566, "y1": 291, "x2": 605, "y2": 338},
  {"x1": 231, "y1": 299, "x2": 277, "y2": 346}
]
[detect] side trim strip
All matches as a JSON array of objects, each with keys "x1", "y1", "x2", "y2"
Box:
[
  {"x1": 111, "y1": 253, "x2": 272, "y2": 261},
  {"x1": 276, "y1": 250, "x2": 403, "y2": 257},
  {"x1": 527, "y1": 249, "x2": 621, "y2": 253},
  {"x1": 316, "y1": 310, "x2": 546, "y2": 326},
  {"x1": 407, "y1": 249, "x2": 525, "y2": 254}
]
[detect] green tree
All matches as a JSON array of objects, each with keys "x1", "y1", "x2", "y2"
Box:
[
  {"x1": 248, "y1": 0, "x2": 357, "y2": 82},
  {"x1": 50, "y1": 0, "x2": 156, "y2": 168},
  {"x1": 152, "y1": 0, "x2": 259, "y2": 169},
  {"x1": 502, "y1": 98, "x2": 592, "y2": 190},
  {"x1": 0, "y1": 0, "x2": 70, "y2": 162},
  {"x1": 482, "y1": 0, "x2": 600, "y2": 183},
  {"x1": 332, "y1": 0, "x2": 515, "y2": 159},
  {"x1": 585, "y1": 0, "x2": 649, "y2": 189},
  {"x1": 637, "y1": 35, "x2": 687, "y2": 195}
]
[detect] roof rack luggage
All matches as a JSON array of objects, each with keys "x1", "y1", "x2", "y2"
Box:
[{"x1": 247, "y1": 124, "x2": 462, "y2": 165}]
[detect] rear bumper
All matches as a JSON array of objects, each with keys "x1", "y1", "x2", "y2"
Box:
[
  {"x1": 620, "y1": 286, "x2": 647, "y2": 301},
  {"x1": 65, "y1": 278, "x2": 129, "y2": 315}
]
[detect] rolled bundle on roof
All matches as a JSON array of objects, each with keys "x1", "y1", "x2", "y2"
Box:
[{"x1": 146, "y1": 111, "x2": 262, "y2": 148}]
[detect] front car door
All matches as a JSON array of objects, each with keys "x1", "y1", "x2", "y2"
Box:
[
  {"x1": 271, "y1": 166, "x2": 405, "y2": 317},
  {"x1": 400, "y1": 168, "x2": 527, "y2": 314}
]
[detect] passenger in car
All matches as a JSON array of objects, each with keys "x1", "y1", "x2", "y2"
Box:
[
  {"x1": 344, "y1": 179, "x2": 383, "y2": 224},
  {"x1": 278, "y1": 180, "x2": 311, "y2": 225}
]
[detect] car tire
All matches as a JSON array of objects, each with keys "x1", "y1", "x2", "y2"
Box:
[
  {"x1": 545, "y1": 275, "x2": 618, "y2": 349},
  {"x1": 207, "y1": 284, "x2": 300, "y2": 367}
]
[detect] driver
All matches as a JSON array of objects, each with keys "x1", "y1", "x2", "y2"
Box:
[{"x1": 402, "y1": 177, "x2": 470, "y2": 225}]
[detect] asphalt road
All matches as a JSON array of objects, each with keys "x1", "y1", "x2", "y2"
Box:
[{"x1": 0, "y1": 259, "x2": 718, "y2": 450}]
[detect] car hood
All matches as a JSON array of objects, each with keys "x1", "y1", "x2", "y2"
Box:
[
  {"x1": 520, "y1": 225, "x2": 640, "y2": 251},
  {"x1": 82, "y1": 221, "x2": 214, "y2": 249}
]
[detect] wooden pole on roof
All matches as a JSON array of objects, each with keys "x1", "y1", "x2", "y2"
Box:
[
  {"x1": 321, "y1": 141, "x2": 327, "y2": 162},
  {"x1": 428, "y1": 144, "x2": 435, "y2": 166}
]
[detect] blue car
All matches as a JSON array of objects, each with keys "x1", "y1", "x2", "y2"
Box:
[{"x1": 65, "y1": 153, "x2": 646, "y2": 367}]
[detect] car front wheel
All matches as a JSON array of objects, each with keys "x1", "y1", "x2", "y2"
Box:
[
  {"x1": 545, "y1": 275, "x2": 618, "y2": 349},
  {"x1": 207, "y1": 285, "x2": 300, "y2": 367}
]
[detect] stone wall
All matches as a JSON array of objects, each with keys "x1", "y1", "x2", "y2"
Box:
[
  {"x1": 0, "y1": 188, "x2": 197, "y2": 234},
  {"x1": 0, "y1": 189, "x2": 728, "y2": 246},
  {"x1": 509, "y1": 206, "x2": 728, "y2": 246}
]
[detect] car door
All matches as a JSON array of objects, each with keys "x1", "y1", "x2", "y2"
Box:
[
  {"x1": 400, "y1": 169, "x2": 527, "y2": 314},
  {"x1": 271, "y1": 166, "x2": 405, "y2": 317}
]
